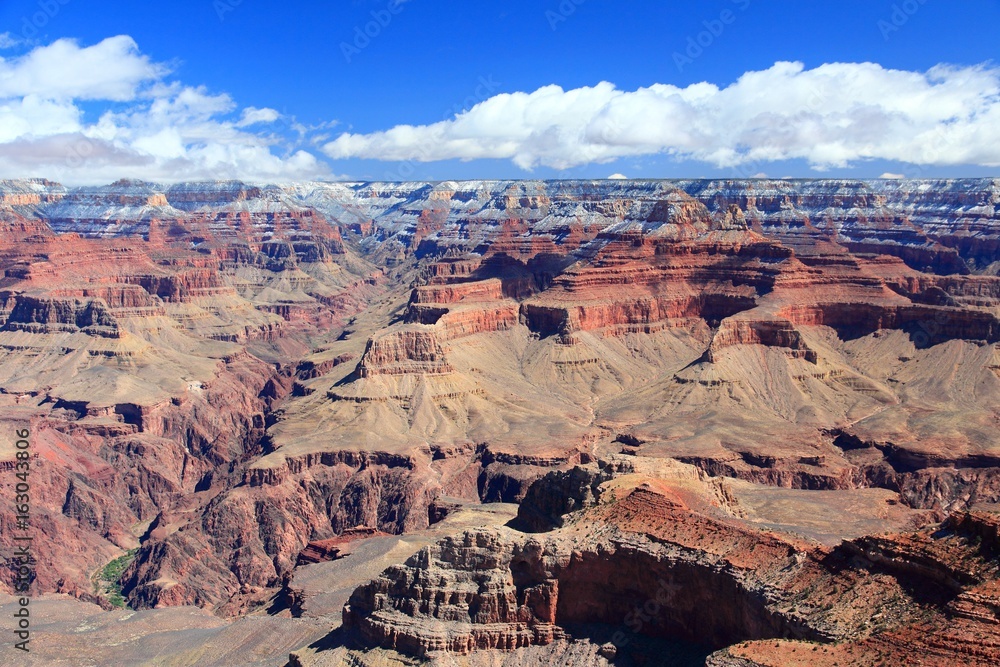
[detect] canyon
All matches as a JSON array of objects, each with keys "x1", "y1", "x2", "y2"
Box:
[{"x1": 2, "y1": 177, "x2": 1000, "y2": 665}]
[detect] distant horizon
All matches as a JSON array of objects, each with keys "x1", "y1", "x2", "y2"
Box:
[{"x1": 5, "y1": 175, "x2": 1000, "y2": 188}]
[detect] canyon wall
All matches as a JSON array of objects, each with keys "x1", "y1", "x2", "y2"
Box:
[{"x1": 3, "y1": 177, "x2": 1000, "y2": 642}]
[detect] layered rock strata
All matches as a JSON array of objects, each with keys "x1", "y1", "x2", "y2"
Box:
[
  {"x1": 338, "y1": 464, "x2": 1000, "y2": 666},
  {"x1": 3, "y1": 177, "x2": 1000, "y2": 627}
]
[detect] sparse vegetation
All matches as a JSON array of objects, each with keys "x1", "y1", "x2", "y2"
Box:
[{"x1": 97, "y1": 549, "x2": 138, "y2": 608}]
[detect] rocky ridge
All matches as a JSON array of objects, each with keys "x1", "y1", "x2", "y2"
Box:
[
  {"x1": 1, "y1": 178, "x2": 1000, "y2": 666},
  {"x1": 319, "y1": 460, "x2": 1000, "y2": 666}
]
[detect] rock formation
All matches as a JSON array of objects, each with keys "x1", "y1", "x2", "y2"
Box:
[
  {"x1": 1, "y1": 177, "x2": 1000, "y2": 666},
  {"x1": 335, "y1": 461, "x2": 1000, "y2": 666}
]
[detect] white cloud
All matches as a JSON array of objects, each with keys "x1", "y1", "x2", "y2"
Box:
[
  {"x1": 607, "y1": 173, "x2": 627, "y2": 179},
  {"x1": 880, "y1": 172, "x2": 905, "y2": 179},
  {"x1": 0, "y1": 36, "x2": 329, "y2": 184},
  {"x1": 0, "y1": 36, "x2": 164, "y2": 101},
  {"x1": 237, "y1": 106, "x2": 281, "y2": 127},
  {"x1": 324, "y1": 61, "x2": 1000, "y2": 171}
]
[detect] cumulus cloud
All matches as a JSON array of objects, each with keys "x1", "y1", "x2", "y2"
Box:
[
  {"x1": 607, "y1": 173, "x2": 627, "y2": 179},
  {"x1": 0, "y1": 35, "x2": 165, "y2": 101},
  {"x1": 0, "y1": 36, "x2": 328, "y2": 184},
  {"x1": 324, "y1": 61, "x2": 1000, "y2": 171}
]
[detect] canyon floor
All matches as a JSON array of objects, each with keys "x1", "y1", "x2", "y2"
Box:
[{"x1": 2, "y1": 178, "x2": 1000, "y2": 665}]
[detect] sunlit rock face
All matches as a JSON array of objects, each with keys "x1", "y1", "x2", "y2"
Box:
[{"x1": 3, "y1": 178, "x2": 1000, "y2": 667}]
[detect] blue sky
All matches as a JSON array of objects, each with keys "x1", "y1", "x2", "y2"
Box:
[{"x1": 1, "y1": 0, "x2": 999, "y2": 182}]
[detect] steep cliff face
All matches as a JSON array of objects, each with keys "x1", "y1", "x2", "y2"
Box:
[
  {"x1": 3, "y1": 294, "x2": 121, "y2": 333},
  {"x1": 680, "y1": 178, "x2": 1000, "y2": 274},
  {"x1": 337, "y1": 465, "x2": 1000, "y2": 666},
  {"x1": 358, "y1": 329, "x2": 455, "y2": 377},
  {"x1": 10, "y1": 177, "x2": 1000, "y2": 259},
  {"x1": 0, "y1": 180, "x2": 385, "y2": 613},
  {"x1": 4, "y1": 176, "x2": 1000, "y2": 634},
  {"x1": 120, "y1": 448, "x2": 442, "y2": 613},
  {"x1": 514, "y1": 465, "x2": 611, "y2": 532},
  {"x1": 0, "y1": 350, "x2": 277, "y2": 606}
]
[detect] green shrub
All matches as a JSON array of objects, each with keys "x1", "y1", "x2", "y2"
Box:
[{"x1": 98, "y1": 549, "x2": 138, "y2": 609}]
